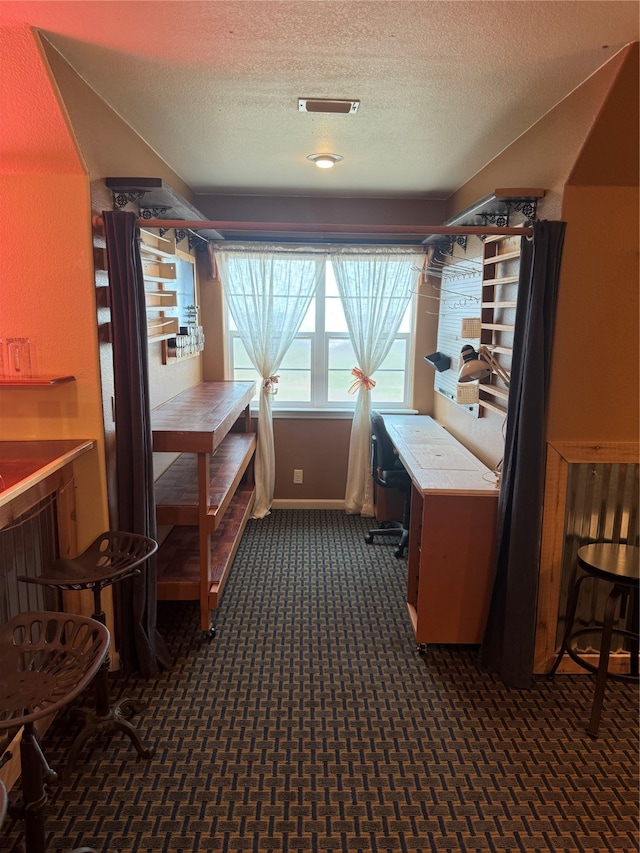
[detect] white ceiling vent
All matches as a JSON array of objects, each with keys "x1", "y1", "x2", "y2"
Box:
[{"x1": 298, "y1": 98, "x2": 360, "y2": 115}]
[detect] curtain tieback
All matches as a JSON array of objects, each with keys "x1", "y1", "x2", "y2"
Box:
[
  {"x1": 263, "y1": 375, "x2": 279, "y2": 394},
  {"x1": 348, "y1": 367, "x2": 375, "y2": 394}
]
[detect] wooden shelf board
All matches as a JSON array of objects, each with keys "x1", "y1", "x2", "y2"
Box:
[
  {"x1": 143, "y1": 275, "x2": 177, "y2": 284},
  {"x1": 155, "y1": 433, "x2": 257, "y2": 528},
  {"x1": 161, "y1": 344, "x2": 201, "y2": 365},
  {"x1": 146, "y1": 295, "x2": 177, "y2": 309},
  {"x1": 147, "y1": 317, "x2": 179, "y2": 342},
  {"x1": 0, "y1": 375, "x2": 75, "y2": 387},
  {"x1": 482, "y1": 275, "x2": 519, "y2": 286},
  {"x1": 479, "y1": 398, "x2": 508, "y2": 416},
  {"x1": 482, "y1": 322, "x2": 515, "y2": 332},
  {"x1": 482, "y1": 301, "x2": 517, "y2": 309},
  {"x1": 156, "y1": 483, "x2": 255, "y2": 605},
  {"x1": 483, "y1": 250, "x2": 521, "y2": 265},
  {"x1": 140, "y1": 245, "x2": 175, "y2": 261},
  {"x1": 139, "y1": 226, "x2": 174, "y2": 246},
  {"x1": 480, "y1": 384, "x2": 509, "y2": 401}
]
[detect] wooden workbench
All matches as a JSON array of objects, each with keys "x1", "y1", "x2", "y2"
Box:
[
  {"x1": 384, "y1": 415, "x2": 499, "y2": 647},
  {"x1": 151, "y1": 381, "x2": 256, "y2": 633}
]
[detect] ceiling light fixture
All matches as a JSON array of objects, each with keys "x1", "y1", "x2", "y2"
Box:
[
  {"x1": 307, "y1": 153, "x2": 343, "y2": 169},
  {"x1": 298, "y1": 98, "x2": 359, "y2": 114}
]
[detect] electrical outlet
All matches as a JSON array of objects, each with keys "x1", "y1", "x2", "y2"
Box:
[{"x1": 293, "y1": 469, "x2": 303, "y2": 484}]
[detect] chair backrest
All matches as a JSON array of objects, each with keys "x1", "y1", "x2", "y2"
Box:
[{"x1": 370, "y1": 410, "x2": 400, "y2": 479}]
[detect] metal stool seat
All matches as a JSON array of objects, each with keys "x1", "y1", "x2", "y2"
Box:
[
  {"x1": 549, "y1": 542, "x2": 639, "y2": 737},
  {"x1": 18, "y1": 531, "x2": 158, "y2": 776},
  {"x1": 0, "y1": 611, "x2": 109, "y2": 853}
]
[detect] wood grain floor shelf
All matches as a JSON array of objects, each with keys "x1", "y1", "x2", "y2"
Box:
[
  {"x1": 151, "y1": 381, "x2": 256, "y2": 633},
  {"x1": 156, "y1": 483, "x2": 254, "y2": 610}
]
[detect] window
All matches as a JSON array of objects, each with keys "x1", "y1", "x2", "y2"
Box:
[{"x1": 227, "y1": 260, "x2": 414, "y2": 408}]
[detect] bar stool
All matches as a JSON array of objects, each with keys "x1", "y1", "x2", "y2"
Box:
[
  {"x1": 549, "y1": 542, "x2": 639, "y2": 737},
  {"x1": 18, "y1": 531, "x2": 158, "y2": 776},
  {"x1": 0, "y1": 779, "x2": 7, "y2": 833},
  {"x1": 0, "y1": 610, "x2": 109, "y2": 853}
]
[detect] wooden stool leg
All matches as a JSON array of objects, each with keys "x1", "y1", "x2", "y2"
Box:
[{"x1": 587, "y1": 585, "x2": 622, "y2": 738}]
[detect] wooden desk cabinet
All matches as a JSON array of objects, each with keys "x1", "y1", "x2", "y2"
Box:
[
  {"x1": 151, "y1": 381, "x2": 256, "y2": 633},
  {"x1": 384, "y1": 416, "x2": 499, "y2": 647}
]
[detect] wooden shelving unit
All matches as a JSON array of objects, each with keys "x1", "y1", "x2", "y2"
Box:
[
  {"x1": 151, "y1": 381, "x2": 257, "y2": 633},
  {"x1": 139, "y1": 228, "x2": 180, "y2": 343},
  {"x1": 478, "y1": 234, "x2": 520, "y2": 416}
]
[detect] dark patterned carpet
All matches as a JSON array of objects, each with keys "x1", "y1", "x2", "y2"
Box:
[{"x1": 1, "y1": 510, "x2": 638, "y2": 852}]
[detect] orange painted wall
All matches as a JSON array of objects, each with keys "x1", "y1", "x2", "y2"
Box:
[
  {"x1": 0, "y1": 24, "x2": 109, "y2": 546},
  {"x1": 549, "y1": 184, "x2": 638, "y2": 441},
  {"x1": 549, "y1": 43, "x2": 639, "y2": 441}
]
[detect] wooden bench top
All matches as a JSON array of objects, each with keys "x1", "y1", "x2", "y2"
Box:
[{"x1": 151, "y1": 381, "x2": 255, "y2": 453}]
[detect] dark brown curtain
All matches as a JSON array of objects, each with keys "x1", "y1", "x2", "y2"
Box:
[
  {"x1": 479, "y1": 220, "x2": 566, "y2": 688},
  {"x1": 103, "y1": 210, "x2": 169, "y2": 677}
]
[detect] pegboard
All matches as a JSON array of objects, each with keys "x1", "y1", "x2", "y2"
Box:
[{"x1": 430, "y1": 255, "x2": 483, "y2": 417}]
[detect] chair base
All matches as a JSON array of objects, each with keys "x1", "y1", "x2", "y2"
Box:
[
  {"x1": 364, "y1": 522, "x2": 408, "y2": 558},
  {"x1": 65, "y1": 697, "x2": 155, "y2": 778}
]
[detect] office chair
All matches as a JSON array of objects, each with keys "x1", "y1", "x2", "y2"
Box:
[{"x1": 364, "y1": 410, "x2": 411, "y2": 558}]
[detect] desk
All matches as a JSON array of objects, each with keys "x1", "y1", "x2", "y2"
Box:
[
  {"x1": 151, "y1": 381, "x2": 256, "y2": 633},
  {"x1": 384, "y1": 416, "x2": 499, "y2": 647}
]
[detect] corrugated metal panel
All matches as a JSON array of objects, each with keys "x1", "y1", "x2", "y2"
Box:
[
  {"x1": 0, "y1": 494, "x2": 61, "y2": 628},
  {"x1": 556, "y1": 462, "x2": 639, "y2": 649}
]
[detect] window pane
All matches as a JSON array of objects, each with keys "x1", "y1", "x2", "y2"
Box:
[
  {"x1": 328, "y1": 369, "x2": 357, "y2": 402},
  {"x1": 398, "y1": 301, "x2": 413, "y2": 334},
  {"x1": 379, "y1": 339, "x2": 407, "y2": 370},
  {"x1": 327, "y1": 337, "x2": 356, "y2": 370},
  {"x1": 275, "y1": 370, "x2": 310, "y2": 402},
  {"x1": 227, "y1": 256, "x2": 414, "y2": 409},
  {"x1": 234, "y1": 367, "x2": 261, "y2": 400},
  {"x1": 371, "y1": 371, "x2": 405, "y2": 403},
  {"x1": 298, "y1": 297, "x2": 315, "y2": 333},
  {"x1": 233, "y1": 337, "x2": 253, "y2": 369},
  {"x1": 325, "y1": 262, "x2": 339, "y2": 296},
  {"x1": 325, "y1": 296, "x2": 347, "y2": 332},
  {"x1": 280, "y1": 338, "x2": 310, "y2": 368}
]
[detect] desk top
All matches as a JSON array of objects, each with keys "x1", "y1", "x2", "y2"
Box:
[
  {"x1": 151, "y1": 381, "x2": 255, "y2": 454},
  {"x1": 0, "y1": 439, "x2": 95, "y2": 508},
  {"x1": 383, "y1": 415, "x2": 499, "y2": 496}
]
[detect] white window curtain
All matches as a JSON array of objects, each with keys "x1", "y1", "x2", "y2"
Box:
[
  {"x1": 214, "y1": 245, "x2": 325, "y2": 518},
  {"x1": 332, "y1": 248, "x2": 424, "y2": 516}
]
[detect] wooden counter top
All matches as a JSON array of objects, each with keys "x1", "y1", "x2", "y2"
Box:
[
  {"x1": 151, "y1": 381, "x2": 256, "y2": 454},
  {"x1": 383, "y1": 415, "x2": 499, "y2": 496},
  {"x1": 0, "y1": 439, "x2": 95, "y2": 508}
]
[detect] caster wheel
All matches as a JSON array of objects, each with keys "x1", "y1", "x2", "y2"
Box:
[
  {"x1": 202, "y1": 627, "x2": 216, "y2": 639},
  {"x1": 394, "y1": 547, "x2": 405, "y2": 558},
  {"x1": 364, "y1": 534, "x2": 373, "y2": 544}
]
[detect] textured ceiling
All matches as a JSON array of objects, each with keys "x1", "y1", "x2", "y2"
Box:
[{"x1": 2, "y1": 1, "x2": 639, "y2": 198}]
